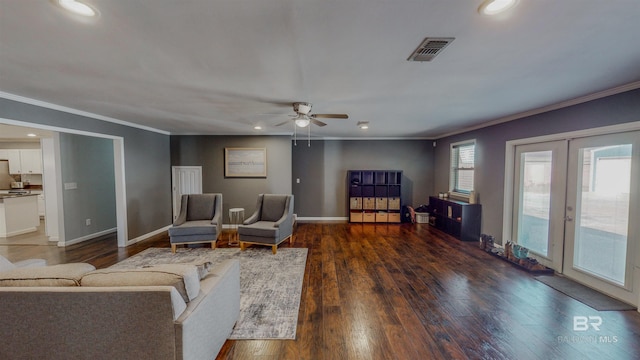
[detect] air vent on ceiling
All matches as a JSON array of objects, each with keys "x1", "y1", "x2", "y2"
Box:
[{"x1": 407, "y1": 37, "x2": 455, "y2": 62}]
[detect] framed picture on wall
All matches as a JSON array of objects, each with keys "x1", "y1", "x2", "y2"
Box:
[{"x1": 224, "y1": 147, "x2": 267, "y2": 178}]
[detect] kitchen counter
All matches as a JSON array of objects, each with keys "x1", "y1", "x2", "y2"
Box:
[
  {"x1": 0, "y1": 193, "x2": 38, "y2": 201},
  {"x1": 0, "y1": 194, "x2": 39, "y2": 237}
]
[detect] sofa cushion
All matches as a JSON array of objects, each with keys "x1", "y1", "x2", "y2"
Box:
[
  {"x1": 81, "y1": 264, "x2": 200, "y2": 302},
  {"x1": 0, "y1": 263, "x2": 96, "y2": 287}
]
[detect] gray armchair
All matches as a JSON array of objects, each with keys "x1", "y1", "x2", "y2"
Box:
[
  {"x1": 168, "y1": 193, "x2": 222, "y2": 253},
  {"x1": 238, "y1": 194, "x2": 294, "y2": 254}
]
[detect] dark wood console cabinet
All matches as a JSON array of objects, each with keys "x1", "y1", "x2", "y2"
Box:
[{"x1": 428, "y1": 196, "x2": 481, "y2": 242}]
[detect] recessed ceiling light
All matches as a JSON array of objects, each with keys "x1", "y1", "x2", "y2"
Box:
[
  {"x1": 55, "y1": 0, "x2": 98, "y2": 17},
  {"x1": 254, "y1": 125, "x2": 262, "y2": 130},
  {"x1": 27, "y1": 133, "x2": 37, "y2": 137},
  {"x1": 357, "y1": 121, "x2": 369, "y2": 130},
  {"x1": 478, "y1": 0, "x2": 519, "y2": 16}
]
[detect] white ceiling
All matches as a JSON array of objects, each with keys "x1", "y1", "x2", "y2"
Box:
[{"x1": 1, "y1": 1, "x2": 640, "y2": 139}]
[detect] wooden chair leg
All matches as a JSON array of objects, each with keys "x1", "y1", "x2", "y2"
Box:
[
  {"x1": 240, "y1": 242, "x2": 246, "y2": 251},
  {"x1": 272, "y1": 245, "x2": 277, "y2": 255},
  {"x1": 290, "y1": 234, "x2": 295, "y2": 245},
  {"x1": 212, "y1": 239, "x2": 217, "y2": 249},
  {"x1": 171, "y1": 244, "x2": 177, "y2": 253}
]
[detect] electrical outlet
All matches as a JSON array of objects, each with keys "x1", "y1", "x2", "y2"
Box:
[{"x1": 86, "y1": 218, "x2": 91, "y2": 226}]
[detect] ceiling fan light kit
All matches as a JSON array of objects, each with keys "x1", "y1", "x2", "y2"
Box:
[
  {"x1": 273, "y1": 102, "x2": 350, "y2": 147},
  {"x1": 293, "y1": 114, "x2": 311, "y2": 128}
]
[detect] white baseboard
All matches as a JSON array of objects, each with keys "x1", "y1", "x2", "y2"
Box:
[
  {"x1": 60, "y1": 227, "x2": 117, "y2": 247},
  {"x1": 296, "y1": 217, "x2": 349, "y2": 223},
  {"x1": 4, "y1": 227, "x2": 38, "y2": 237},
  {"x1": 126, "y1": 225, "x2": 172, "y2": 246}
]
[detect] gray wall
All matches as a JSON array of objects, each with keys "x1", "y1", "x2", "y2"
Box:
[
  {"x1": 59, "y1": 133, "x2": 116, "y2": 241},
  {"x1": 170, "y1": 135, "x2": 292, "y2": 222},
  {"x1": 292, "y1": 140, "x2": 434, "y2": 217},
  {"x1": 434, "y1": 88, "x2": 640, "y2": 244},
  {"x1": 0, "y1": 98, "x2": 172, "y2": 239}
]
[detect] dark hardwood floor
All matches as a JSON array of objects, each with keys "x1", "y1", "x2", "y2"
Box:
[{"x1": 2, "y1": 223, "x2": 640, "y2": 360}]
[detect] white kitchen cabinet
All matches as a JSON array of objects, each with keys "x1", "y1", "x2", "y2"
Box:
[
  {"x1": 19, "y1": 149, "x2": 43, "y2": 174},
  {"x1": 0, "y1": 149, "x2": 42, "y2": 174},
  {"x1": 30, "y1": 190, "x2": 45, "y2": 217},
  {"x1": 0, "y1": 149, "x2": 22, "y2": 174}
]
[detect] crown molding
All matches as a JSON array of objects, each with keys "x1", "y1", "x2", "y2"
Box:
[
  {"x1": 0, "y1": 91, "x2": 170, "y2": 135},
  {"x1": 434, "y1": 81, "x2": 640, "y2": 139}
]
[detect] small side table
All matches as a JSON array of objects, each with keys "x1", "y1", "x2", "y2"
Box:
[{"x1": 228, "y1": 208, "x2": 245, "y2": 246}]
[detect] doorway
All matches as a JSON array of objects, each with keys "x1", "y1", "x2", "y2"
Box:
[
  {"x1": 505, "y1": 126, "x2": 640, "y2": 305},
  {"x1": 171, "y1": 166, "x2": 203, "y2": 221}
]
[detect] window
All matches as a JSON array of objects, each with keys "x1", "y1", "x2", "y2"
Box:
[{"x1": 450, "y1": 140, "x2": 475, "y2": 194}]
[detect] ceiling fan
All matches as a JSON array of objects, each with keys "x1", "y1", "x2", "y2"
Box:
[{"x1": 275, "y1": 102, "x2": 348, "y2": 128}]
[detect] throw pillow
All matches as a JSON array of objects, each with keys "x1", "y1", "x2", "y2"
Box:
[
  {"x1": 0, "y1": 255, "x2": 17, "y2": 272},
  {"x1": 142, "y1": 261, "x2": 213, "y2": 279}
]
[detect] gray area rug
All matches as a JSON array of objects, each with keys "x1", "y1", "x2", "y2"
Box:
[
  {"x1": 111, "y1": 247, "x2": 308, "y2": 339},
  {"x1": 535, "y1": 275, "x2": 636, "y2": 311}
]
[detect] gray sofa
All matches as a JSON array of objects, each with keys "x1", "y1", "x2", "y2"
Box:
[{"x1": 0, "y1": 259, "x2": 240, "y2": 360}]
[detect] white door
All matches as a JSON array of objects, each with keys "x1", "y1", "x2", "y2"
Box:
[
  {"x1": 171, "y1": 166, "x2": 203, "y2": 221},
  {"x1": 512, "y1": 140, "x2": 567, "y2": 271},
  {"x1": 563, "y1": 131, "x2": 639, "y2": 304}
]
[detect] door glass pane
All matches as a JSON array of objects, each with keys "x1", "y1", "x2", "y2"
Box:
[
  {"x1": 573, "y1": 144, "x2": 631, "y2": 285},
  {"x1": 518, "y1": 151, "x2": 553, "y2": 256}
]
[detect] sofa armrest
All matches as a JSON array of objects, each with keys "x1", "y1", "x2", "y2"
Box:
[
  {"x1": 175, "y1": 259, "x2": 240, "y2": 360},
  {"x1": 0, "y1": 286, "x2": 183, "y2": 359},
  {"x1": 243, "y1": 210, "x2": 260, "y2": 225}
]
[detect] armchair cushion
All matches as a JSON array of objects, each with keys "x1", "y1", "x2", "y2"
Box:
[
  {"x1": 238, "y1": 221, "x2": 281, "y2": 238},
  {"x1": 186, "y1": 195, "x2": 217, "y2": 221},
  {"x1": 169, "y1": 220, "x2": 219, "y2": 237},
  {"x1": 261, "y1": 195, "x2": 288, "y2": 222}
]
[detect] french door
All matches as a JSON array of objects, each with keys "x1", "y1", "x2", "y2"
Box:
[
  {"x1": 512, "y1": 131, "x2": 639, "y2": 304},
  {"x1": 562, "y1": 132, "x2": 639, "y2": 304},
  {"x1": 513, "y1": 140, "x2": 567, "y2": 271}
]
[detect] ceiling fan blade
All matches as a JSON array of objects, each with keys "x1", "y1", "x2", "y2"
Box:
[
  {"x1": 310, "y1": 118, "x2": 327, "y2": 127},
  {"x1": 275, "y1": 120, "x2": 291, "y2": 126},
  {"x1": 311, "y1": 113, "x2": 349, "y2": 119}
]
